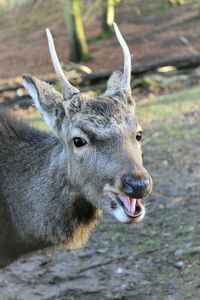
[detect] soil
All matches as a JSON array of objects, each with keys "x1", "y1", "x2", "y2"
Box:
[
  {"x1": 1, "y1": 0, "x2": 200, "y2": 79},
  {"x1": 0, "y1": 1, "x2": 200, "y2": 300}
]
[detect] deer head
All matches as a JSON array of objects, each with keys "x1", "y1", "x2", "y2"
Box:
[{"x1": 22, "y1": 23, "x2": 152, "y2": 225}]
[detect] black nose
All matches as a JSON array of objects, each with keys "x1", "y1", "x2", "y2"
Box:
[{"x1": 122, "y1": 175, "x2": 152, "y2": 198}]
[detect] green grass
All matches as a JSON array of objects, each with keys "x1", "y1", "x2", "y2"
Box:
[
  {"x1": 136, "y1": 86, "x2": 200, "y2": 150},
  {"x1": 137, "y1": 86, "x2": 200, "y2": 122}
]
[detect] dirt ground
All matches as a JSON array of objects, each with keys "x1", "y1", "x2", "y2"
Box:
[
  {"x1": 1, "y1": 0, "x2": 200, "y2": 79},
  {"x1": 0, "y1": 84, "x2": 200, "y2": 300}
]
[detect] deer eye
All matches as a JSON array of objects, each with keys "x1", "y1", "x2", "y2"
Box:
[
  {"x1": 73, "y1": 137, "x2": 87, "y2": 148},
  {"x1": 136, "y1": 131, "x2": 143, "y2": 142}
]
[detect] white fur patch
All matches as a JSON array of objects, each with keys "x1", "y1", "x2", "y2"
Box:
[
  {"x1": 111, "y1": 205, "x2": 145, "y2": 224},
  {"x1": 112, "y1": 206, "x2": 131, "y2": 223},
  {"x1": 22, "y1": 79, "x2": 40, "y2": 111},
  {"x1": 23, "y1": 79, "x2": 55, "y2": 131}
]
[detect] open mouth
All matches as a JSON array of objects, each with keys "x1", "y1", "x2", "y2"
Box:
[{"x1": 108, "y1": 192, "x2": 144, "y2": 218}]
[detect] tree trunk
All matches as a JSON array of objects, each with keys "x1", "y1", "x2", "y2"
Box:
[
  {"x1": 101, "y1": 0, "x2": 115, "y2": 35},
  {"x1": 63, "y1": 0, "x2": 89, "y2": 62}
]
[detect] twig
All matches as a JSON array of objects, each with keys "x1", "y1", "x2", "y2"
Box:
[{"x1": 76, "y1": 245, "x2": 168, "y2": 275}]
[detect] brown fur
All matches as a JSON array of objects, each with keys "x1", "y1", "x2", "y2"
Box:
[{"x1": 66, "y1": 209, "x2": 102, "y2": 250}]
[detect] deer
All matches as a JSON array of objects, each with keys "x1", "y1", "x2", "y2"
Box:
[{"x1": 0, "y1": 23, "x2": 153, "y2": 269}]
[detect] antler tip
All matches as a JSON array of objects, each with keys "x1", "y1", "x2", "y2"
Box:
[
  {"x1": 46, "y1": 28, "x2": 52, "y2": 39},
  {"x1": 45, "y1": 27, "x2": 79, "y2": 96},
  {"x1": 112, "y1": 22, "x2": 132, "y2": 94}
]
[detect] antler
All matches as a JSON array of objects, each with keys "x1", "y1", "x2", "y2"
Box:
[
  {"x1": 113, "y1": 23, "x2": 132, "y2": 95},
  {"x1": 46, "y1": 25, "x2": 131, "y2": 98},
  {"x1": 46, "y1": 28, "x2": 79, "y2": 99}
]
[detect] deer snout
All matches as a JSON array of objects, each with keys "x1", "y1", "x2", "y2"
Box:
[{"x1": 121, "y1": 175, "x2": 152, "y2": 199}]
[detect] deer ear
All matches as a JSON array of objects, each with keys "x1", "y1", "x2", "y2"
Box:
[
  {"x1": 22, "y1": 74, "x2": 65, "y2": 134},
  {"x1": 104, "y1": 71, "x2": 135, "y2": 106}
]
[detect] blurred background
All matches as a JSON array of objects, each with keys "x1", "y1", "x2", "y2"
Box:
[{"x1": 0, "y1": 1, "x2": 200, "y2": 299}]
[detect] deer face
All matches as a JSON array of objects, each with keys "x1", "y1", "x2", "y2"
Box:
[
  {"x1": 62, "y1": 91, "x2": 152, "y2": 224},
  {"x1": 23, "y1": 24, "x2": 152, "y2": 224}
]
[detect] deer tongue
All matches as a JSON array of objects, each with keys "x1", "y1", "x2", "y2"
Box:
[{"x1": 118, "y1": 194, "x2": 136, "y2": 216}]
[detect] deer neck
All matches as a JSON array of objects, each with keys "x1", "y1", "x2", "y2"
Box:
[{"x1": 23, "y1": 136, "x2": 101, "y2": 250}]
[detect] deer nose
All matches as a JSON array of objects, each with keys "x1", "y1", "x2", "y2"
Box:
[{"x1": 121, "y1": 175, "x2": 152, "y2": 199}]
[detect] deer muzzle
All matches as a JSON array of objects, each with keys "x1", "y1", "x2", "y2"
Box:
[
  {"x1": 121, "y1": 175, "x2": 152, "y2": 199},
  {"x1": 106, "y1": 172, "x2": 152, "y2": 224}
]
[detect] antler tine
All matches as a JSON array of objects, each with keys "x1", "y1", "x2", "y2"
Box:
[
  {"x1": 46, "y1": 28, "x2": 79, "y2": 96},
  {"x1": 113, "y1": 22, "x2": 131, "y2": 95}
]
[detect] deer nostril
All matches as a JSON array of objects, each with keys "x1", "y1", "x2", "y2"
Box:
[
  {"x1": 122, "y1": 184, "x2": 133, "y2": 195},
  {"x1": 122, "y1": 175, "x2": 152, "y2": 198},
  {"x1": 124, "y1": 176, "x2": 149, "y2": 188}
]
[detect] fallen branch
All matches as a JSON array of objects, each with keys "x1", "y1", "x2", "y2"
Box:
[
  {"x1": 83, "y1": 54, "x2": 200, "y2": 83},
  {"x1": 1, "y1": 54, "x2": 200, "y2": 96},
  {"x1": 78, "y1": 254, "x2": 129, "y2": 274}
]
